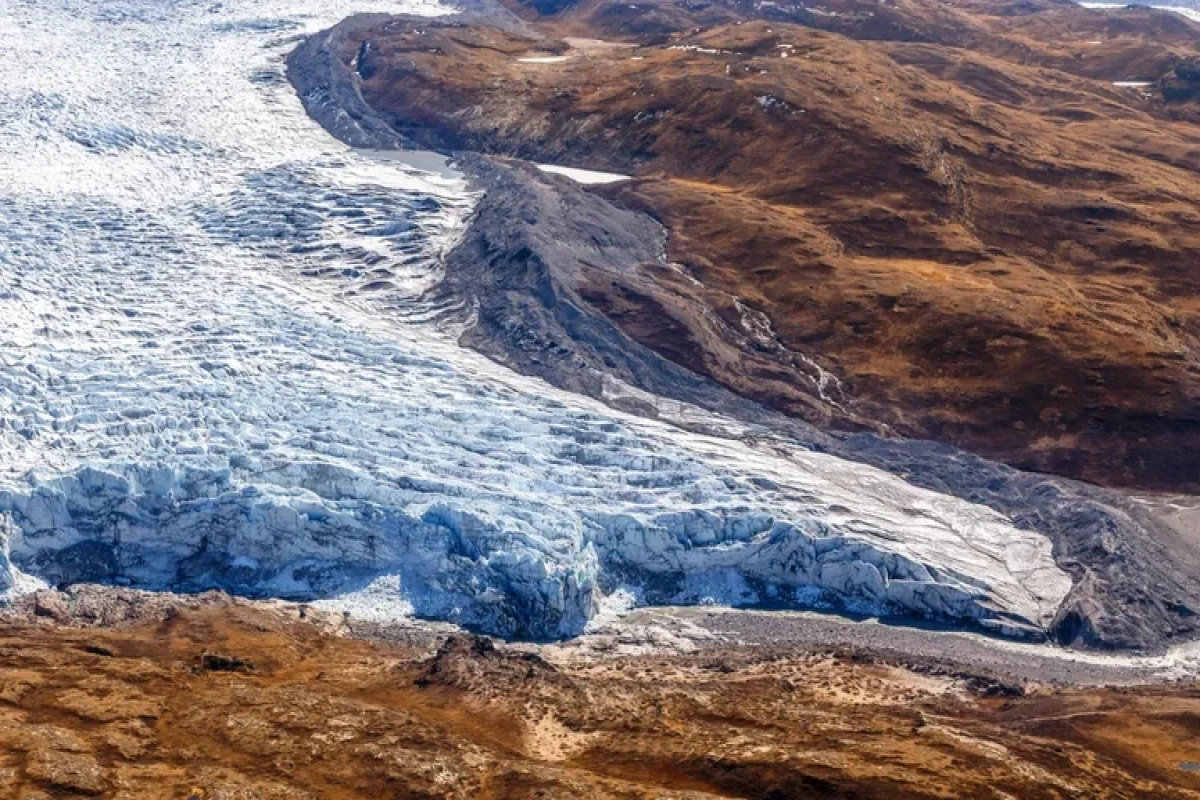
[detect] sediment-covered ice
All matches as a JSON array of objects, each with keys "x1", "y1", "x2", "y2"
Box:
[{"x1": 0, "y1": 0, "x2": 1071, "y2": 638}]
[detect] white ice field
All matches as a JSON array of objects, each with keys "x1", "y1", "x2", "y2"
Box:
[{"x1": 0, "y1": 0, "x2": 1071, "y2": 638}]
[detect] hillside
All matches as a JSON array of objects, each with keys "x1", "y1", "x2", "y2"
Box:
[
  {"x1": 0, "y1": 591, "x2": 1197, "y2": 798},
  {"x1": 336, "y1": 0, "x2": 1200, "y2": 490}
]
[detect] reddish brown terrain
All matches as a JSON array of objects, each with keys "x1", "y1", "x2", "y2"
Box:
[
  {"x1": 338, "y1": 0, "x2": 1200, "y2": 490},
  {"x1": 9, "y1": 5, "x2": 1200, "y2": 797},
  {"x1": 1, "y1": 592, "x2": 1198, "y2": 799}
]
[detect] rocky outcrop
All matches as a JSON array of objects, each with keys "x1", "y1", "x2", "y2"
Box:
[
  {"x1": 1162, "y1": 57, "x2": 1200, "y2": 102},
  {"x1": 439, "y1": 155, "x2": 812, "y2": 422},
  {"x1": 286, "y1": 14, "x2": 414, "y2": 151}
]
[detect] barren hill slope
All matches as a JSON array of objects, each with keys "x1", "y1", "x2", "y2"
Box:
[
  {"x1": 337, "y1": 0, "x2": 1200, "y2": 490},
  {"x1": 0, "y1": 593, "x2": 1197, "y2": 798}
]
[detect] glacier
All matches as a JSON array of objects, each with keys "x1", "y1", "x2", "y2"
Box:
[{"x1": 0, "y1": 0, "x2": 1071, "y2": 638}]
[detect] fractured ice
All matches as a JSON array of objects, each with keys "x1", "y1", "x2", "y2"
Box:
[{"x1": 0, "y1": 0, "x2": 1070, "y2": 638}]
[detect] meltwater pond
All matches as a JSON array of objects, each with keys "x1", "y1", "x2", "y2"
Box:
[{"x1": 0, "y1": 0, "x2": 1071, "y2": 638}]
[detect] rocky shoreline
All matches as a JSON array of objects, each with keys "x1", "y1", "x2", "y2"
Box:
[{"x1": 284, "y1": 9, "x2": 1200, "y2": 652}]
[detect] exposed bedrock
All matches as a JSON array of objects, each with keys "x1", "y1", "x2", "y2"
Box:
[
  {"x1": 285, "y1": 14, "x2": 412, "y2": 150},
  {"x1": 289, "y1": 18, "x2": 859, "y2": 427},
  {"x1": 440, "y1": 154, "x2": 807, "y2": 423},
  {"x1": 286, "y1": 8, "x2": 533, "y2": 151}
]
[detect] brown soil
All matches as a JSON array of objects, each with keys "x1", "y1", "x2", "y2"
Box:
[
  {"x1": 340, "y1": 0, "x2": 1200, "y2": 490},
  {"x1": 1, "y1": 600, "x2": 1198, "y2": 798}
]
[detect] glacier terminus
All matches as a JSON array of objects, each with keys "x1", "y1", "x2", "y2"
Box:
[{"x1": 0, "y1": 0, "x2": 1083, "y2": 641}]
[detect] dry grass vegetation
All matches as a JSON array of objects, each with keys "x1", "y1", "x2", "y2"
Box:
[
  {"x1": 0, "y1": 601, "x2": 1198, "y2": 798},
  {"x1": 346, "y1": 0, "x2": 1200, "y2": 490}
]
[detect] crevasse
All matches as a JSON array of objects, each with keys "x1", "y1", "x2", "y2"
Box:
[{"x1": 0, "y1": 0, "x2": 1070, "y2": 638}]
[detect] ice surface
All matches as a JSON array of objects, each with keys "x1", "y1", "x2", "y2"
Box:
[
  {"x1": 0, "y1": 0, "x2": 1070, "y2": 637},
  {"x1": 535, "y1": 164, "x2": 632, "y2": 184}
]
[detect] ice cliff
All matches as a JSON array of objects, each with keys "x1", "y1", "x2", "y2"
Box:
[
  {"x1": 0, "y1": 437, "x2": 1071, "y2": 638},
  {"x1": 0, "y1": 0, "x2": 1075, "y2": 641}
]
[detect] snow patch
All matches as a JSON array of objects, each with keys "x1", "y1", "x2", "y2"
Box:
[{"x1": 535, "y1": 164, "x2": 631, "y2": 184}]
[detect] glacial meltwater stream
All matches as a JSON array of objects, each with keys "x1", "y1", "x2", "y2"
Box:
[{"x1": 0, "y1": 0, "x2": 1074, "y2": 638}]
